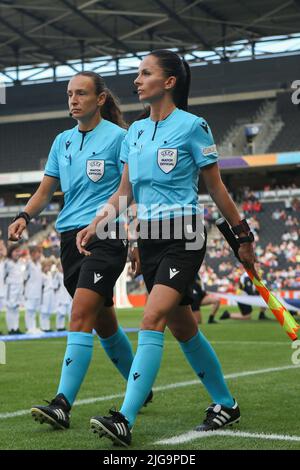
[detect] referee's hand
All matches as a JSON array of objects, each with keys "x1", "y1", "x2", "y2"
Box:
[
  {"x1": 76, "y1": 224, "x2": 96, "y2": 256},
  {"x1": 238, "y1": 243, "x2": 257, "y2": 273},
  {"x1": 8, "y1": 219, "x2": 26, "y2": 241},
  {"x1": 130, "y1": 246, "x2": 141, "y2": 277}
]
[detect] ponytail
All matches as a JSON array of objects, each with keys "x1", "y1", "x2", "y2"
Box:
[
  {"x1": 74, "y1": 71, "x2": 127, "y2": 129},
  {"x1": 175, "y1": 59, "x2": 190, "y2": 111},
  {"x1": 101, "y1": 89, "x2": 127, "y2": 129}
]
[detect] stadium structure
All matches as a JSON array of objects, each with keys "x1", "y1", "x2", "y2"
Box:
[
  {"x1": 0, "y1": 0, "x2": 299, "y2": 308},
  {"x1": 0, "y1": 0, "x2": 300, "y2": 453}
]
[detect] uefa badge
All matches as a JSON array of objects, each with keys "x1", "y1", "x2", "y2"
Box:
[
  {"x1": 86, "y1": 159, "x2": 105, "y2": 182},
  {"x1": 157, "y1": 148, "x2": 178, "y2": 174}
]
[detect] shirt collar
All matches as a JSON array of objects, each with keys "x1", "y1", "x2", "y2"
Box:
[
  {"x1": 148, "y1": 108, "x2": 179, "y2": 126},
  {"x1": 77, "y1": 118, "x2": 106, "y2": 134}
]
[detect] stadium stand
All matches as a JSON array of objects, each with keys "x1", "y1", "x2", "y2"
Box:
[
  {"x1": 0, "y1": 99, "x2": 270, "y2": 173},
  {"x1": 0, "y1": 118, "x2": 73, "y2": 173},
  {"x1": 268, "y1": 92, "x2": 300, "y2": 153}
]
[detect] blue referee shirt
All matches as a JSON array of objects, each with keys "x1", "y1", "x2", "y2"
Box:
[
  {"x1": 45, "y1": 119, "x2": 126, "y2": 232},
  {"x1": 120, "y1": 108, "x2": 218, "y2": 220}
]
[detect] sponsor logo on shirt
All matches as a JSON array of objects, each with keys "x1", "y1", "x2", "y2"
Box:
[
  {"x1": 202, "y1": 144, "x2": 217, "y2": 157},
  {"x1": 157, "y1": 148, "x2": 178, "y2": 174}
]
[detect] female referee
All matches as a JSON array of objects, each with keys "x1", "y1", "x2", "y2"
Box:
[
  {"x1": 76, "y1": 50, "x2": 256, "y2": 447},
  {"x1": 8, "y1": 71, "x2": 152, "y2": 430}
]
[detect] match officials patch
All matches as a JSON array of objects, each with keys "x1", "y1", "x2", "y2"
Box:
[
  {"x1": 202, "y1": 144, "x2": 217, "y2": 157},
  {"x1": 86, "y1": 159, "x2": 105, "y2": 182},
  {"x1": 157, "y1": 148, "x2": 178, "y2": 174}
]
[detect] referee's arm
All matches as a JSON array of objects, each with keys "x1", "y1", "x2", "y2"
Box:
[
  {"x1": 201, "y1": 163, "x2": 242, "y2": 228},
  {"x1": 23, "y1": 175, "x2": 59, "y2": 219},
  {"x1": 201, "y1": 163, "x2": 256, "y2": 270},
  {"x1": 8, "y1": 175, "x2": 59, "y2": 241}
]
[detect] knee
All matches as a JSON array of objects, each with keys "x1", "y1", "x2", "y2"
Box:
[
  {"x1": 141, "y1": 308, "x2": 166, "y2": 331},
  {"x1": 167, "y1": 313, "x2": 198, "y2": 342},
  {"x1": 141, "y1": 315, "x2": 160, "y2": 331},
  {"x1": 70, "y1": 306, "x2": 93, "y2": 331},
  {"x1": 169, "y1": 323, "x2": 198, "y2": 342}
]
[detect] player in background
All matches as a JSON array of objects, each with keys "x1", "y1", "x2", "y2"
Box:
[
  {"x1": 220, "y1": 271, "x2": 269, "y2": 321},
  {"x1": 40, "y1": 258, "x2": 56, "y2": 332},
  {"x1": 24, "y1": 246, "x2": 43, "y2": 334},
  {"x1": 191, "y1": 273, "x2": 220, "y2": 324},
  {"x1": 0, "y1": 240, "x2": 7, "y2": 335},
  {"x1": 4, "y1": 245, "x2": 25, "y2": 335},
  {"x1": 54, "y1": 260, "x2": 72, "y2": 331}
]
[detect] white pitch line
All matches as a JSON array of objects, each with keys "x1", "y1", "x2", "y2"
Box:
[
  {"x1": 155, "y1": 429, "x2": 300, "y2": 445},
  {"x1": 0, "y1": 364, "x2": 299, "y2": 420}
]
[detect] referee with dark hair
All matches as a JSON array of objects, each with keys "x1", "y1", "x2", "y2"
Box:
[
  {"x1": 76, "y1": 50, "x2": 256, "y2": 446},
  {"x1": 8, "y1": 72, "x2": 151, "y2": 431}
]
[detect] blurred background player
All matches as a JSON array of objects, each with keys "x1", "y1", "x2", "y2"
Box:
[
  {"x1": 40, "y1": 258, "x2": 55, "y2": 332},
  {"x1": 191, "y1": 273, "x2": 220, "y2": 324},
  {"x1": 220, "y1": 271, "x2": 269, "y2": 321},
  {"x1": 53, "y1": 260, "x2": 72, "y2": 331},
  {"x1": 24, "y1": 246, "x2": 43, "y2": 334},
  {"x1": 4, "y1": 244, "x2": 25, "y2": 335},
  {"x1": 0, "y1": 240, "x2": 7, "y2": 335}
]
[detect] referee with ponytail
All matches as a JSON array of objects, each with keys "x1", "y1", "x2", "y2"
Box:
[
  {"x1": 8, "y1": 72, "x2": 152, "y2": 430},
  {"x1": 77, "y1": 50, "x2": 256, "y2": 446}
]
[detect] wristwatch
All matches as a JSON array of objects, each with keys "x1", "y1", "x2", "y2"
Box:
[{"x1": 11, "y1": 211, "x2": 30, "y2": 225}]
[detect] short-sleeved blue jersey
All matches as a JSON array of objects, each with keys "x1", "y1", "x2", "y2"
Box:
[
  {"x1": 120, "y1": 108, "x2": 218, "y2": 220},
  {"x1": 45, "y1": 119, "x2": 126, "y2": 232}
]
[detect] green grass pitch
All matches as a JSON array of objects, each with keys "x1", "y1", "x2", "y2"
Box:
[{"x1": 0, "y1": 307, "x2": 300, "y2": 450}]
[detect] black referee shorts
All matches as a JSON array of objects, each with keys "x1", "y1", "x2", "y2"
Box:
[
  {"x1": 60, "y1": 227, "x2": 128, "y2": 307},
  {"x1": 237, "y1": 302, "x2": 253, "y2": 316},
  {"x1": 137, "y1": 222, "x2": 207, "y2": 306}
]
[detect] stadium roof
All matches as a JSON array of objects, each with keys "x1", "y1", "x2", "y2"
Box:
[{"x1": 1, "y1": 0, "x2": 300, "y2": 81}]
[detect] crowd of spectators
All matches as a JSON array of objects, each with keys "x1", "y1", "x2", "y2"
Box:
[
  {"x1": 4, "y1": 184, "x2": 299, "y2": 294},
  {"x1": 199, "y1": 260, "x2": 300, "y2": 292}
]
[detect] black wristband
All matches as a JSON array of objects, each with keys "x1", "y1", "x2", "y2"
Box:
[
  {"x1": 12, "y1": 211, "x2": 30, "y2": 225},
  {"x1": 232, "y1": 218, "x2": 251, "y2": 236},
  {"x1": 238, "y1": 232, "x2": 255, "y2": 244}
]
